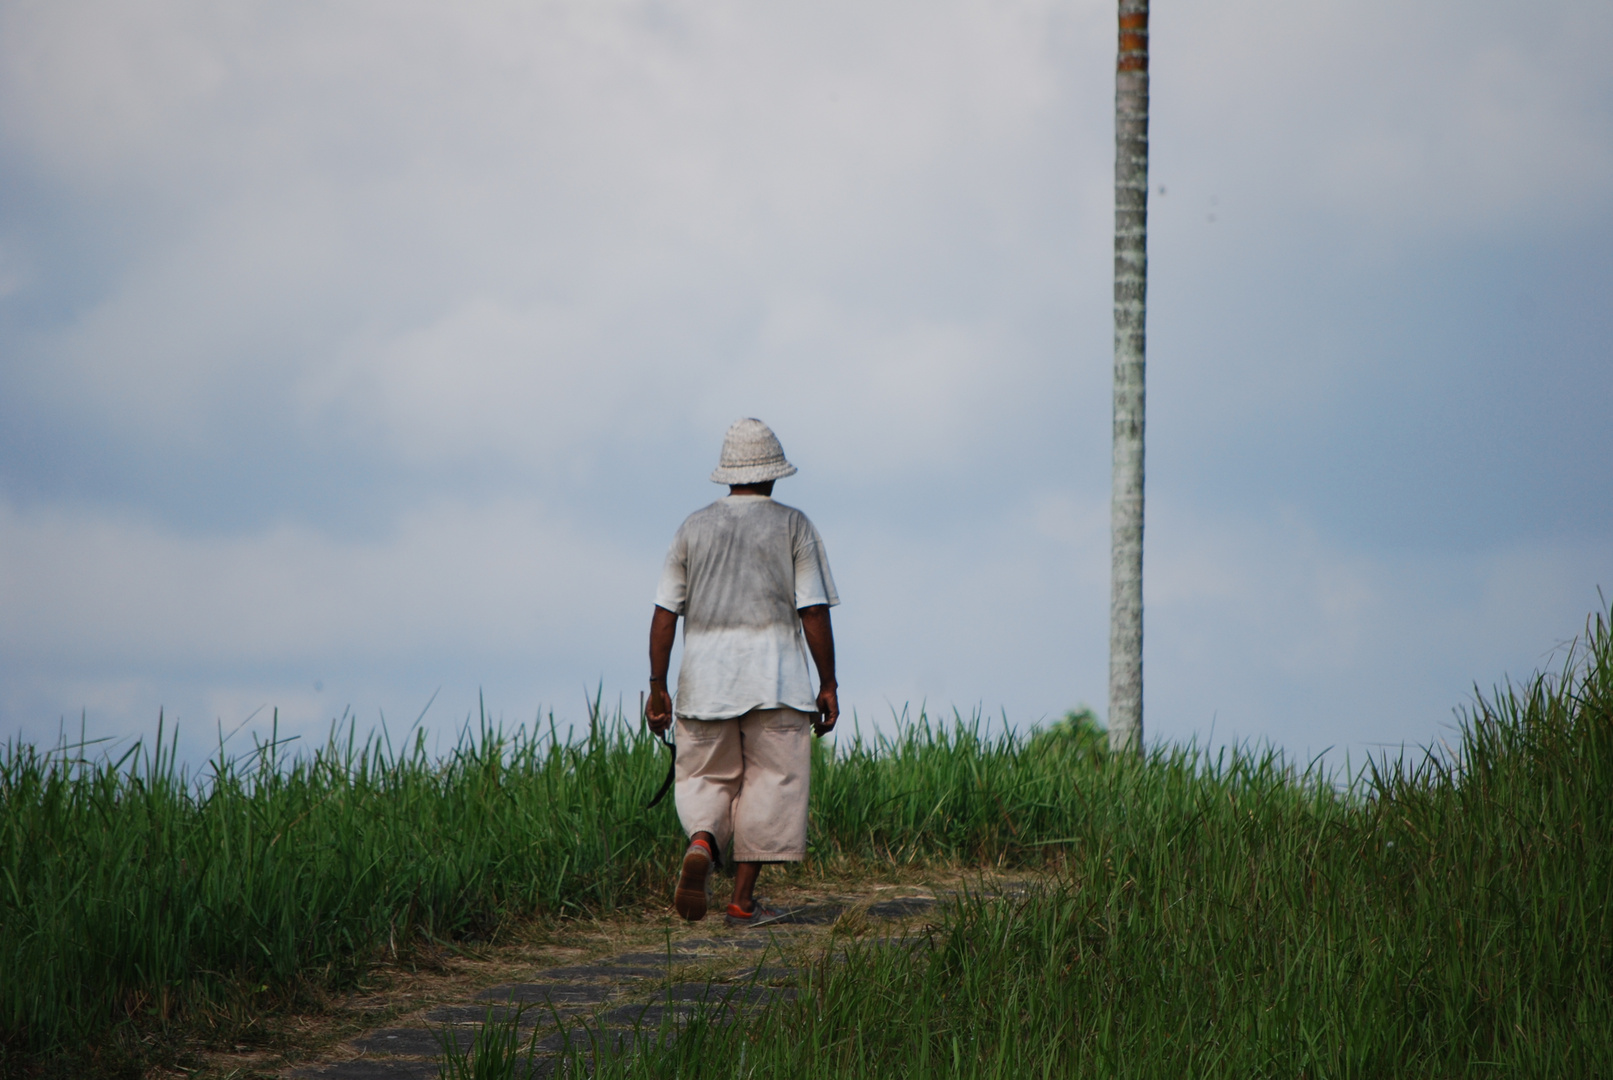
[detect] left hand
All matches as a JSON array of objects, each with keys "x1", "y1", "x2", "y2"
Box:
[{"x1": 646, "y1": 683, "x2": 673, "y2": 735}]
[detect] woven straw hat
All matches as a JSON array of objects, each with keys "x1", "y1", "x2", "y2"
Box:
[{"x1": 710, "y1": 418, "x2": 798, "y2": 484}]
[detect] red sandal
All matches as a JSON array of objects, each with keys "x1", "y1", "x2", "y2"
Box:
[{"x1": 673, "y1": 837, "x2": 715, "y2": 921}]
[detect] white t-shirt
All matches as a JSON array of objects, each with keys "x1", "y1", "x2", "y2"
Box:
[{"x1": 655, "y1": 495, "x2": 839, "y2": 720}]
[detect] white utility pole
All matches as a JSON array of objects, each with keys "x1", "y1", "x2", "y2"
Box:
[{"x1": 1108, "y1": 0, "x2": 1148, "y2": 755}]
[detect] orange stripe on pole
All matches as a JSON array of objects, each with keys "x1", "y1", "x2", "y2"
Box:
[{"x1": 1118, "y1": 8, "x2": 1148, "y2": 71}]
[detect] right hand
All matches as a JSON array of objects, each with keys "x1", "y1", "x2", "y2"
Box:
[
  {"x1": 812, "y1": 683, "x2": 839, "y2": 737},
  {"x1": 646, "y1": 683, "x2": 673, "y2": 735}
]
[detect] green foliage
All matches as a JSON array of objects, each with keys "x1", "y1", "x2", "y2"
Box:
[
  {"x1": 1027, "y1": 705, "x2": 1107, "y2": 757},
  {"x1": 0, "y1": 697, "x2": 683, "y2": 1055},
  {"x1": 5, "y1": 609, "x2": 1612, "y2": 1078},
  {"x1": 436, "y1": 1003, "x2": 546, "y2": 1080},
  {"x1": 609, "y1": 611, "x2": 1612, "y2": 1078}
]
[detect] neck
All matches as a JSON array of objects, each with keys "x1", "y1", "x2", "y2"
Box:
[{"x1": 728, "y1": 481, "x2": 775, "y2": 497}]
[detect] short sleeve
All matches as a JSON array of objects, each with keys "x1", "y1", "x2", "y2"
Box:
[
  {"x1": 654, "y1": 527, "x2": 690, "y2": 614},
  {"x1": 793, "y1": 518, "x2": 839, "y2": 610}
]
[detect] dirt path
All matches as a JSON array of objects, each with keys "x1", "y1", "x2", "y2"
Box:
[{"x1": 201, "y1": 870, "x2": 1009, "y2": 1080}]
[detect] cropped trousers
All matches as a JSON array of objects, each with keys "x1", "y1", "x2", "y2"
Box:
[{"x1": 673, "y1": 706, "x2": 812, "y2": 862}]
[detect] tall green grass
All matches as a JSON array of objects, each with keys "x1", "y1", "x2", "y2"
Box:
[
  {"x1": 0, "y1": 700, "x2": 679, "y2": 1056},
  {"x1": 1, "y1": 687, "x2": 1114, "y2": 1058},
  {"x1": 5, "y1": 610, "x2": 1611, "y2": 1075},
  {"x1": 598, "y1": 610, "x2": 1612, "y2": 1078}
]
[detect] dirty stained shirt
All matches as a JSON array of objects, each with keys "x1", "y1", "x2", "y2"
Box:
[{"x1": 655, "y1": 495, "x2": 839, "y2": 720}]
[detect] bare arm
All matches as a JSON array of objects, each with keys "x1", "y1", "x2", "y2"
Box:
[
  {"x1": 646, "y1": 605, "x2": 678, "y2": 734},
  {"x1": 799, "y1": 604, "x2": 838, "y2": 736}
]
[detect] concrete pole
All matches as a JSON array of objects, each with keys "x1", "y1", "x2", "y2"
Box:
[{"x1": 1108, "y1": 0, "x2": 1148, "y2": 755}]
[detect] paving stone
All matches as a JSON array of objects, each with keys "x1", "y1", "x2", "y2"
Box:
[
  {"x1": 293, "y1": 1061, "x2": 441, "y2": 1080},
  {"x1": 423, "y1": 1003, "x2": 529, "y2": 1025},
  {"x1": 353, "y1": 1024, "x2": 469, "y2": 1056},
  {"x1": 436, "y1": 1054, "x2": 555, "y2": 1080},
  {"x1": 866, "y1": 896, "x2": 937, "y2": 919},
  {"x1": 725, "y1": 904, "x2": 843, "y2": 927},
  {"x1": 587, "y1": 1025, "x2": 675, "y2": 1053},
  {"x1": 542, "y1": 962, "x2": 664, "y2": 979},
  {"x1": 529, "y1": 1029, "x2": 574, "y2": 1054},
  {"x1": 731, "y1": 964, "x2": 803, "y2": 983},
  {"x1": 720, "y1": 935, "x2": 773, "y2": 949},
  {"x1": 684, "y1": 930, "x2": 790, "y2": 949},
  {"x1": 601, "y1": 1002, "x2": 692, "y2": 1028},
  {"x1": 486, "y1": 1062, "x2": 554, "y2": 1080},
  {"x1": 663, "y1": 981, "x2": 731, "y2": 1003},
  {"x1": 476, "y1": 983, "x2": 617, "y2": 1006},
  {"x1": 608, "y1": 951, "x2": 677, "y2": 966},
  {"x1": 530, "y1": 1024, "x2": 669, "y2": 1055},
  {"x1": 786, "y1": 903, "x2": 847, "y2": 925},
  {"x1": 666, "y1": 982, "x2": 794, "y2": 1007}
]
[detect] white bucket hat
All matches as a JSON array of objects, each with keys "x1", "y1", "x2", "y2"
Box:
[{"x1": 710, "y1": 418, "x2": 798, "y2": 485}]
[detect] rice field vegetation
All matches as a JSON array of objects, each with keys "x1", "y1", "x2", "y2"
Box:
[
  {"x1": 586, "y1": 609, "x2": 1613, "y2": 1077},
  {"x1": 0, "y1": 685, "x2": 1128, "y2": 1064},
  {"x1": 3, "y1": 609, "x2": 1610, "y2": 1076},
  {"x1": 1, "y1": 702, "x2": 680, "y2": 1062}
]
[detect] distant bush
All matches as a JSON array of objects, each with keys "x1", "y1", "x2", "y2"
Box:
[{"x1": 1026, "y1": 705, "x2": 1107, "y2": 757}]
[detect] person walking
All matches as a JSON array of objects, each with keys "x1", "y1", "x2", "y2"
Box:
[{"x1": 645, "y1": 418, "x2": 840, "y2": 927}]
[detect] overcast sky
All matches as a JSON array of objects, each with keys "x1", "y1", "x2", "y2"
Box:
[{"x1": 3, "y1": 0, "x2": 1610, "y2": 769}]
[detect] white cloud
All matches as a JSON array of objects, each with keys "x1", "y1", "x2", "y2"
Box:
[
  {"x1": 4, "y1": 0, "x2": 1107, "y2": 461},
  {"x1": 1163, "y1": 0, "x2": 1613, "y2": 237},
  {"x1": 1145, "y1": 502, "x2": 1613, "y2": 761},
  {"x1": 0, "y1": 241, "x2": 27, "y2": 298},
  {"x1": 3, "y1": 484, "x2": 1607, "y2": 774},
  {"x1": 0, "y1": 496, "x2": 642, "y2": 665},
  {"x1": 302, "y1": 297, "x2": 614, "y2": 465},
  {"x1": 2, "y1": 0, "x2": 1609, "y2": 771}
]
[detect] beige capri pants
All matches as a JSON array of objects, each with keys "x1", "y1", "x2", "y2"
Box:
[{"x1": 673, "y1": 706, "x2": 812, "y2": 863}]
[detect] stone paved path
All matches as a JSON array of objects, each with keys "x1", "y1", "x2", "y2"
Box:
[{"x1": 288, "y1": 894, "x2": 946, "y2": 1079}]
